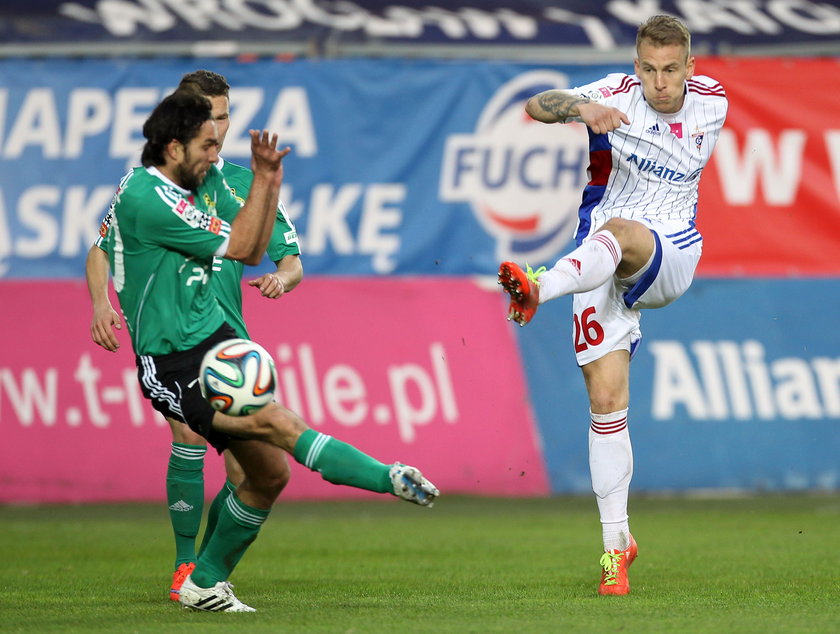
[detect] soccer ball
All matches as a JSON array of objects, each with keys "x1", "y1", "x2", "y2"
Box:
[{"x1": 199, "y1": 338, "x2": 277, "y2": 416}]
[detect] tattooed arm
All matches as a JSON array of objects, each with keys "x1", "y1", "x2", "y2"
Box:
[
  {"x1": 525, "y1": 90, "x2": 591, "y2": 123},
  {"x1": 526, "y1": 89, "x2": 631, "y2": 134}
]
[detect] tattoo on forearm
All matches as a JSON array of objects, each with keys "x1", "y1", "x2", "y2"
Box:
[{"x1": 538, "y1": 92, "x2": 591, "y2": 121}]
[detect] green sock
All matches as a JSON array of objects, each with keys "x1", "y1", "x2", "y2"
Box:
[
  {"x1": 191, "y1": 493, "x2": 269, "y2": 587},
  {"x1": 293, "y1": 429, "x2": 392, "y2": 493},
  {"x1": 167, "y1": 443, "x2": 206, "y2": 567},
  {"x1": 198, "y1": 479, "x2": 236, "y2": 558}
]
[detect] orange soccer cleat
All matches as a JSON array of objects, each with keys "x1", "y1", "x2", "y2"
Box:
[
  {"x1": 170, "y1": 562, "x2": 196, "y2": 602},
  {"x1": 598, "y1": 535, "x2": 638, "y2": 596},
  {"x1": 498, "y1": 261, "x2": 543, "y2": 326}
]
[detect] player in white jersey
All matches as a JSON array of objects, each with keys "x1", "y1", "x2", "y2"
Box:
[{"x1": 498, "y1": 15, "x2": 727, "y2": 596}]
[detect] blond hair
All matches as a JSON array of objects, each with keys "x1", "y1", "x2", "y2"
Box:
[{"x1": 636, "y1": 14, "x2": 691, "y2": 60}]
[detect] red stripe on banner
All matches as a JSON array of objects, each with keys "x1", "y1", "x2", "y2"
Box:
[{"x1": 694, "y1": 57, "x2": 840, "y2": 276}]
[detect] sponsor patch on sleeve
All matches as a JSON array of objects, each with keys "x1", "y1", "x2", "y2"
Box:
[
  {"x1": 584, "y1": 86, "x2": 613, "y2": 102},
  {"x1": 208, "y1": 217, "x2": 223, "y2": 235}
]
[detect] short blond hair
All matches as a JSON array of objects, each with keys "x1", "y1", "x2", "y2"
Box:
[{"x1": 636, "y1": 14, "x2": 691, "y2": 60}]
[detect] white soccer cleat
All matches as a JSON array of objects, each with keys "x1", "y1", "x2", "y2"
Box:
[
  {"x1": 178, "y1": 574, "x2": 256, "y2": 612},
  {"x1": 389, "y1": 463, "x2": 440, "y2": 507}
]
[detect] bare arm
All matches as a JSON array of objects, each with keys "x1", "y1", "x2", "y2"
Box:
[
  {"x1": 225, "y1": 130, "x2": 291, "y2": 265},
  {"x1": 85, "y1": 245, "x2": 122, "y2": 351},
  {"x1": 248, "y1": 254, "x2": 303, "y2": 299},
  {"x1": 526, "y1": 89, "x2": 593, "y2": 123},
  {"x1": 526, "y1": 89, "x2": 630, "y2": 134}
]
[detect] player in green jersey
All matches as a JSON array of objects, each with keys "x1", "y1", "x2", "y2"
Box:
[
  {"x1": 94, "y1": 90, "x2": 438, "y2": 612},
  {"x1": 87, "y1": 71, "x2": 303, "y2": 602}
]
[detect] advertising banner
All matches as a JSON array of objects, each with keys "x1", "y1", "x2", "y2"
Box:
[
  {"x1": 517, "y1": 278, "x2": 840, "y2": 493},
  {"x1": 1, "y1": 57, "x2": 839, "y2": 280},
  {"x1": 694, "y1": 57, "x2": 840, "y2": 276},
  {"x1": 4, "y1": 1, "x2": 840, "y2": 52},
  {"x1": 1, "y1": 55, "x2": 838, "y2": 498},
  {"x1": 0, "y1": 278, "x2": 549, "y2": 503}
]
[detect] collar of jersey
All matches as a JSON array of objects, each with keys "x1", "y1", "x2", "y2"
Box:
[{"x1": 146, "y1": 165, "x2": 190, "y2": 194}]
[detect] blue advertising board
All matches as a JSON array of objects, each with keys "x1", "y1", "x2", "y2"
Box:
[
  {"x1": 0, "y1": 57, "x2": 625, "y2": 278},
  {"x1": 519, "y1": 279, "x2": 840, "y2": 493}
]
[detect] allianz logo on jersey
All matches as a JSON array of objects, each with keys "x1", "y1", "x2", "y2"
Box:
[
  {"x1": 626, "y1": 154, "x2": 703, "y2": 183},
  {"x1": 439, "y1": 71, "x2": 589, "y2": 264}
]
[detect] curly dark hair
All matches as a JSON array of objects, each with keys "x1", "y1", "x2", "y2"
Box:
[{"x1": 140, "y1": 91, "x2": 212, "y2": 167}]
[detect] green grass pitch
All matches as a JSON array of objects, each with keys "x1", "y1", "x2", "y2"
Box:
[{"x1": 2, "y1": 495, "x2": 839, "y2": 633}]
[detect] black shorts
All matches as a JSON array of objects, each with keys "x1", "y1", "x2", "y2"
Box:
[{"x1": 136, "y1": 323, "x2": 239, "y2": 453}]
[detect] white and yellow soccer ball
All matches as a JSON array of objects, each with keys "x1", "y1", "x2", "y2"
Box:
[{"x1": 199, "y1": 338, "x2": 277, "y2": 416}]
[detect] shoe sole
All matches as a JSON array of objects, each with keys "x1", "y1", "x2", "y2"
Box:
[
  {"x1": 498, "y1": 262, "x2": 535, "y2": 325},
  {"x1": 394, "y1": 467, "x2": 439, "y2": 507}
]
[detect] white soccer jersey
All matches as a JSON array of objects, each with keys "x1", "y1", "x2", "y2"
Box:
[{"x1": 568, "y1": 73, "x2": 727, "y2": 245}]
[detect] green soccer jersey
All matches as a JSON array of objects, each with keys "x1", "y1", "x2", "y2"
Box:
[
  {"x1": 104, "y1": 165, "x2": 240, "y2": 356},
  {"x1": 211, "y1": 158, "x2": 300, "y2": 339}
]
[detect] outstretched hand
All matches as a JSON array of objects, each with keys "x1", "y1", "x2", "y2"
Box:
[
  {"x1": 249, "y1": 129, "x2": 291, "y2": 188},
  {"x1": 577, "y1": 102, "x2": 630, "y2": 135}
]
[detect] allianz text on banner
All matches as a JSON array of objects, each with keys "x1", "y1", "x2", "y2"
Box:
[{"x1": 515, "y1": 279, "x2": 840, "y2": 494}]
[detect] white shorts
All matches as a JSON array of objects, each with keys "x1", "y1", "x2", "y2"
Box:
[{"x1": 572, "y1": 218, "x2": 702, "y2": 366}]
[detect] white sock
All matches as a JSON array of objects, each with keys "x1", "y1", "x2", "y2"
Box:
[
  {"x1": 537, "y1": 231, "x2": 622, "y2": 303},
  {"x1": 589, "y1": 409, "x2": 633, "y2": 552}
]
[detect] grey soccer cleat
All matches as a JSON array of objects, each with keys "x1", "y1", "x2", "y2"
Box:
[
  {"x1": 178, "y1": 575, "x2": 256, "y2": 613},
  {"x1": 389, "y1": 463, "x2": 440, "y2": 507}
]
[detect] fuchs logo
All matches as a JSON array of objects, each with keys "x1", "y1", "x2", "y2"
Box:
[{"x1": 439, "y1": 71, "x2": 589, "y2": 264}]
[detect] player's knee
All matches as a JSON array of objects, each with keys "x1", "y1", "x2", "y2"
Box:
[
  {"x1": 597, "y1": 218, "x2": 654, "y2": 272},
  {"x1": 260, "y1": 460, "x2": 291, "y2": 499},
  {"x1": 598, "y1": 217, "x2": 635, "y2": 241},
  {"x1": 589, "y1": 393, "x2": 628, "y2": 415},
  {"x1": 242, "y1": 455, "x2": 291, "y2": 502}
]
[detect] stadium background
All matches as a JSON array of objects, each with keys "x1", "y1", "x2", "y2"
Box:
[{"x1": 1, "y1": 0, "x2": 839, "y2": 503}]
